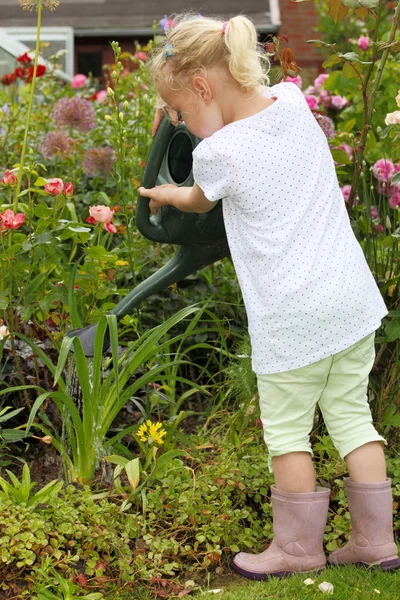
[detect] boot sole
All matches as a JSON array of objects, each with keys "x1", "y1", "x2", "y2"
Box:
[
  {"x1": 232, "y1": 562, "x2": 325, "y2": 581},
  {"x1": 330, "y1": 558, "x2": 400, "y2": 572}
]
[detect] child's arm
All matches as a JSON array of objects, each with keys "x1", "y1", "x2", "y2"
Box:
[{"x1": 138, "y1": 183, "x2": 216, "y2": 214}]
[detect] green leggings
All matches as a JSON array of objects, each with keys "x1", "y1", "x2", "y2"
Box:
[{"x1": 257, "y1": 333, "x2": 385, "y2": 472}]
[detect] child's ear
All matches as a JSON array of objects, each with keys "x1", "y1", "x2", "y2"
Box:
[{"x1": 192, "y1": 76, "x2": 213, "y2": 104}]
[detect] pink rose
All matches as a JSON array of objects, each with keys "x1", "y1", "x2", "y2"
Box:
[
  {"x1": 358, "y1": 36, "x2": 369, "y2": 51},
  {"x1": 385, "y1": 111, "x2": 400, "y2": 126},
  {"x1": 286, "y1": 75, "x2": 302, "y2": 88},
  {"x1": 314, "y1": 73, "x2": 329, "y2": 90},
  {"x1": 319, "y1": 90, "x2": 331, "y2": 108},
  {"x1": 1, "y1": 170, "x2": 18, "y2": 186},
  {"x1": 45, "y1": 178, "x2": 64, "y2": 195},
  {"x1": 373, "y1": 159, "x2": 395, "y2": 183},
  {"x1": 304, "y1": 85, "x2": 316, "y2": 95},
  {"x1": 1, "y1": 209, "x2": 25, "y2": 230},
  {"x1": 71, "y1": 74, "x2": 88, "y2": 89},
  {"x1": 331, "y1": 95, "x2": 349, "y2": 110},
  {"x1": 305, "y1": 95, "x2": 319, "y2": 111},
  {"x1": 89, "y1": 205, "x2": 114, "y2": 223},
  {"x1": 96, "y1": 90, "x2": 108, "y2": 103},
  {"x1": 104, "y1": 222, "x2": 117, "y2": 234},
  {"x1": 341, "y1": 185, "x2": 352, "y2": 203},
  {"x1": 64, "y1": 182, "x2": 74, "y2": 197}
]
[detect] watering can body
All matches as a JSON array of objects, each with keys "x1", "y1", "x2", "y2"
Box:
[{"x1": 67, "y1": 117, "x2": 230, "y2": 355}]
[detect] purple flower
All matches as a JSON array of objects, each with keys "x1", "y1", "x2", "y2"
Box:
[
  {"x1": 389, "y1": 190, "x2": 400, "y2": 209},
  {"x1": 40, "y1": 130, "x2": 74, "y2": 159},
  {"x1": 371, "y1": 205, "x2": 379, "y2": 220},
  {"x1": 2, "y1": 104, "x2": 10, "y2": 115},
  {"x1": 160, "y1": 14, "x2": 176, "y2": 31},
  {"x1": 51, "y1": 96, "x2": 96, "y2": 133},
  {"x1": 315, "y1": 114, "x2": 336, "y2": 138},
  {"x1": 82, "y1": 146, "x2": 115, "y2": 177}
]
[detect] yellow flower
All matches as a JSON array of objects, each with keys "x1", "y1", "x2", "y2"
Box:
[
  {"x1": 98, "y1": 272, "x2": 107, "y2": 280},
  {"x1": 115, "y1": 260, "x2": 129, "y2": 266},
  {"x1": 137, "y1": 420, "x2": 167, "y2": 445}
]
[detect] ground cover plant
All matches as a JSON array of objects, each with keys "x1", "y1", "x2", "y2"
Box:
[{"x1": 0, "y1": 0, "x2": 400, "y2": 598}]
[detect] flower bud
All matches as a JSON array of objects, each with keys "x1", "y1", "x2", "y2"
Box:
[
  {"x1": 1, "y1": 170, "x2": 18, "y2": 186},
  {"x1": 119, "y1": 112, "x2": 124, "y2": 121},
  {"x1": 64, "y1": 182, "x2": 74, "y2": 197},
  {"x1": 107, "y1": 87, "x2": 115, "y2": 97}
]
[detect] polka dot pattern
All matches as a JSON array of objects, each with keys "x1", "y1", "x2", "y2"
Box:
[{"x1": 192, "y1": 82, "x2": 388, "y2": 375}]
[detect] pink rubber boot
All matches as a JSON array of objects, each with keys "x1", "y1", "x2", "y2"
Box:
[
  {"x1": 233, "y1": 485, "x2": 330, "y2": 580},
  {"x1": 328, "y1": 478, "x2": 400, "y2": 570}
]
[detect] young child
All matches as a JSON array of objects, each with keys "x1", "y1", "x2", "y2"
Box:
[{"x1": 139, "y1": 14, "x2": 400, "y2": 580}]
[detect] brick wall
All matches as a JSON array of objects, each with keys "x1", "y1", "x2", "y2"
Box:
[{"x1": 278, "y1": 0, "x2": 323, "y2": 75}]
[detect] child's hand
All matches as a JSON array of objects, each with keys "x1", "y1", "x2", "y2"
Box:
[{"x1": 138, "y1": 184, "x2": 178, "y2": 214}]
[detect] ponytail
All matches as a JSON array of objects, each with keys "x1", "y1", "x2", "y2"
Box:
[{"x1": 151, "y1": 13, "x2": 270, "y2": 93}]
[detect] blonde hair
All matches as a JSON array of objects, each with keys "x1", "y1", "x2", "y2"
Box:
[{"x1": 151, "y1": 13, "x2": 270, "y2": 95}]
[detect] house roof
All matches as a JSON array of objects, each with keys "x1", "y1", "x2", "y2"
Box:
[{"x1": 0, "y1": 1, "x2": 279, "y2": 35}]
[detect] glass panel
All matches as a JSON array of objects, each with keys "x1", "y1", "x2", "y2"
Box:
[
  {"x1": 77, "y1": 52, "x2": 102, "y2": 79},
  {"x1": 167, "y1": 132, "x2": 193, "y2": 185},
  {"x1": 0, "y1": 47, "x2": 18, "y2": 77}
]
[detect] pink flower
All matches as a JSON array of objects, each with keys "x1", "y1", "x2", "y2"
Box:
[
  {"x1": 304, "y1": 85, "x2": 316, "y2": 95},
  {"x1": 96, "y1": 90, "x2": 108, "y2": 103},
  {"x1": 89, "y1": 205, "x2": 114, "y2": 223},
  {"x1": 1, "y1": 209, "x2": 25, "y2": 230},
  {"x1": 371, "y1": 205, "x2": 379, "y2": 220},
  {"x1": 373, "y1": 159, "x2": 395, "y2": 183},
  {"x1": 385, "y1": 111, "x2": 400, "y2": 126},
  {"x1": 340, "y1": 143, "x2": 353, "y2": 161},
  {"x1": 389, "y1": 190, "x2": 400, "y2": 209},
  {"x1": 1, "y1": 170, "x2": 18, "y2": 186},
  {"x1": 104, "y1": 222, "x2": 117, "y2": 234},
  {"x1": 286, "y1": 75, "x2": 302, "y2": 88},
  {"x1": 341, "y1": 185, "x2": 352, "y2": 203},
  {"x1": 319, "y1": 89, "x2": 331, "y2": 108},
  {"x1": 64, "y1": 182, "x2": 74, "y2": 197},
  {"x1": 71, "y1": 74, "x2": 88, "y2": 89},
  {"x1": 135, "y1": 51, "x2": 148, "y2": 62},
  {"x1": 331, "y1": 95, "x2": 349, "y2": 110},
  {"x1": 358, "y1": 36, "x2": 369, "y2": 51},
  {"x1": 314, "y1": 73, "x2": 329, "y2": 90},
  {"x1": 374, "y1": 223, "x2": 384, "y2": 233},
  {"x1": 305, "y1": 95, "x2": 319, "y2": 111},
  {"x1": 44, "y1": 178, "x2": 64, "y2": 195}
]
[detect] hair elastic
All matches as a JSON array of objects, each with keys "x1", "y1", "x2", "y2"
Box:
[
  {"x1": 222, "y1": 21, "x2": 229, "y2": 35},
  {"x1": 164, "y1": 43, "x2": 174, "y2": 60}
]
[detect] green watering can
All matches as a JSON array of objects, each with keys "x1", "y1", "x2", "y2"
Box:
[{"x1": 67, "y1": 118, "x2": 230, "y2": 355}]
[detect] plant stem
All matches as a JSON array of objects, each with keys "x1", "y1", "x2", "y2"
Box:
[{"x1": 12, "y1": 0, "x2": 42, "y2": 212}]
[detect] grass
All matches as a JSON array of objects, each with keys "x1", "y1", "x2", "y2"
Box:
[
  {"x1": 190, "y1": 566, "x2": 400, "y2": 600},
  {"x1": 103, "y1": 565, "x2": 400, "y2": 599}
]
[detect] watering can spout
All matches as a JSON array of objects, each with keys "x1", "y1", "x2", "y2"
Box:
[{"x1": 66, "y1": 117, "x2": 230, "y2": 356}]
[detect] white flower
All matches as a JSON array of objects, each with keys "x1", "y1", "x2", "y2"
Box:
[
  {"x1": 385, "y1": 111, "x2": 400, "y2": 126},
  {"x1": 318, "y1": 581, "x2": 334, "y2": 594},
  {"x1": 0, "y1": 325, "x2": 10, "y2": 341},
  {"x1": 304, "y1": 578, "x2": 315, "y2": 585}
]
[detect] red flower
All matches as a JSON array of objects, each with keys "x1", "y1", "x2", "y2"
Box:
[
  {"x1": 44, "y1": 178, "x2": 64, "y2": 196},
  {"x1": 17, "y1": 52, "x2": 33, "y2": 65},
  {"x1": 86, "y1": 216, "x2": 97, "y2": 224},
  {"x1": 1, "y1": 209, "x2": 25, "y2": 230},
  {"x1": 27, "y1": 64, "x2": 46, "y2": 82},
  {"x1": 1, "y1": 73, "x2": 16, "y2": 86},
  {"x1": 1, "y1": 170, "x2": 18, "y2": 186},
  {"x1": 64, "y1": 182, "x2": 74, "y2": 197},
  {"x1": 265, "y1": 42, "x2": 276, "y2": 54},
  {"x1": 104, "y1": 222, "x2": 117, "y2": 234},
  {"x1": 15, "y1": 67, "x2": 28, "y2": 80}
]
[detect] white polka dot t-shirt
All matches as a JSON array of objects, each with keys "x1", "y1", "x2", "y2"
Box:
[{"x1": 192, "y1": 82, "x2": 388, "y2": 375}]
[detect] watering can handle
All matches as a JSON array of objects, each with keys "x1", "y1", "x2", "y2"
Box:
[{"x1": 136, "y1": 117, "x2": 176, "y2": 243}]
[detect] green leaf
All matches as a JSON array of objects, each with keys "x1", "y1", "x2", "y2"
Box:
[
  {"x1": 385, "y1": 320, "x2": 400, "y2": 343},
  {"x1": 307, "y1": 39, "x2": 334, "y2": 48},
  {"x1": 331, "y1": 149, "x2": 352, "y2": 165},
  {"x1": 342, "y1": 62, "x2": 359, "y2": 79},
  {"x1": 103, "y1": 454, "x2": 129, "y2": 467},
  {"x1": 33, "y1": 177, "x2": 48, "y2": 186},
  {"x1": 125, "y1": 457, "x2": 140, "y2": 490},
  {"x1": 34, "y1": 204, "x2": 53, "y2": 219},
  {"x1": 391, "y1": 172, "x2": 400, "y2": 185},
  {"x1": 322, "y1": 54, "x2": 343, "y2": 69},
  {"x1": 24, "y1": 273, "x2": 47, "y2": 299}
]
